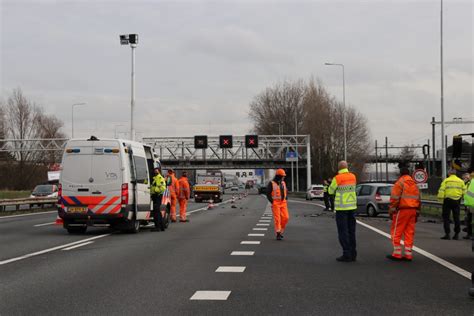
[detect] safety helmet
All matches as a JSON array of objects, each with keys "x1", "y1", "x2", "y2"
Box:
[{"x1": 276, "y1": 169, "x2": 286, "y2": 177}]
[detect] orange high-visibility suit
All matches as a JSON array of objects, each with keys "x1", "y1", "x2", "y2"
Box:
[
  {"x1": 269, "y1": 180, "x2": 289, "y2": 235},
  {"x1": 389, "y1": 174, "x2": 421, "y2": 260},
  {"x1": 178, "y1": 176, "x2": 190, "y2": 222},
  {"x1": 167, "y1": 172, "x2": 180, "y2": 222}
]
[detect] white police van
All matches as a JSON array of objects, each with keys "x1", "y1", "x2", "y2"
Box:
[{"x1": 58, "y1": 136, "x2": 169, "y2": 234}]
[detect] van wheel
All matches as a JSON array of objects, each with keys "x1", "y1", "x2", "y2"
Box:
[
  {"x1": 163, "y1": 205, "x2": 171, "y2": 228},
  {"x1": 126, "y1": 214, "x2": 140, "y2": 233},
  {"x1": 367, "y1": 205, "x2": 378, "y2": 217},
  {"x1": 66, "y1": 225, "x2": 87, "y2": 234}
]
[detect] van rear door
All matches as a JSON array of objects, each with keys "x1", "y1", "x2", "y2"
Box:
[{"x1": 61, "y1": 140, "x2": 123, "y2": 215}]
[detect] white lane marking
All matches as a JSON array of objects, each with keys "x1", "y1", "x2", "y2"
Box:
[
  {"x1": 190, "y1": 291, "x2": 231, "y2": 300},
  {"x1": 241, "y1": 241, "x2": 260, "y2": 245},
  {"x1": 256, "y1": 223, "x2": 270, "y2": 226},
  {"x1": 253, "y1": 228, "x2": 268, "y2": 231},
  {"x1": 187, "y1": 198, "x2": 233, "y2": 216},
  {"x1": 356, "y1": 220, "x2": 471, "y2": 280},
  {"x1": 62, "y1": 241, "x2": 94, "y2": 251},
  {"x1": 0, "y1": 234, "x2": 111, "y2": 265},
  {"x1": 231, "y1": 251, "x2": 254, "y2": 256},
  {"x1": 0, "y1": 210, "x2": 56, "y2": 220},
  {"x1": 216, "y1": 266, "x2": 246, "y2": 273},
  {"x1": 248, "y1": 233, "x2": 264, "y2": 237},
  {"x1": 33, "y1": 222, "x2": 55, "y2": 227}
]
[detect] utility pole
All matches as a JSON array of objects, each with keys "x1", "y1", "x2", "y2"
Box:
[
  {"x1": 385, "y1": 137, "x2": 389, "y2": 182},
  {"x1": 440, "y1": 0, "x2": 446, "y2": 179},
  {"x1": 375, "y1": 140, "x2": 378, "y2": 181}
]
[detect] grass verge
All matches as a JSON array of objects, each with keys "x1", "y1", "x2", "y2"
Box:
[{"x1": 0, "y1": 191, "x2": 31, "y2": 199}]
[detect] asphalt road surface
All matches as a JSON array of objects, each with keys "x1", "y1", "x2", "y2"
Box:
[{"x1": 0, "y1": 194, "x2": 472, "y2": 315}]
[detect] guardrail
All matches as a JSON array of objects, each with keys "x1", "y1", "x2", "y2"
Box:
[{"x1": 0, "y1": 197, "x2": 57, "y2": 212}]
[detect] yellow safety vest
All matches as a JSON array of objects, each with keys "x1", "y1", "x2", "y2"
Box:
[
  {"x1": 151, "y1": 174, "x2": 166, "y2": 195},
  {"x1": 328, "y1": 169, "x2": 357, "y2": 211},
  {"x1": 437, "y1": 175, "x2": 466, "y2": 201},
  {"x1": 464, "y1": 180, "x2": 474, "y2": 207}
]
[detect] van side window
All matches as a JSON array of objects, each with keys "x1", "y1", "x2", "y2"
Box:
[{"x1": 133, "y1": 156, "x2": 148, "y2": 184}]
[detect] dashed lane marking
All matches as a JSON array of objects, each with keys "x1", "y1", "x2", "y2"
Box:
[
  {"x1": 248, "y1": 233, "x2": 265, "y2": 237},
  {"x1": 241, "y1": 241, "x2": 260, "y2": 245},
  {"x1": 356, "y1": 220, "x2": 470, "y2": 280},
  {"x1": 33, "y1": 222, "x2": 55, "y2": 227},
  {"x1": 190, "y1": 291, "x2": 231, "y2": 300},
  {"x1": 253, "y1": 228, "x2": 268, "y2": 231},
  {"x1": 216, "y1": 266, "x2": 246, "y2": 273},
  {"x1": 287, "y1": 199, "x2": 325, "y2": 208},
  {"x1": 62, "y1": 241, "x2": 94, "y2": 251},
  {"x1": 231, "y1": 251, "x2": 255, "y2": 256},
  {"x1": 256, "y1": 223, "x2": 270, "y2": 226},
  {"x1": 0, "y1": 234, "x2": 111, "y2": 265}
]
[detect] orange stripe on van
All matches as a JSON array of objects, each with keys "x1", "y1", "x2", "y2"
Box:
[
  {"x1": 63, "y1": 196, "x2": 75, "y2": 205},
  {"x1": 108, "y1": 204, "x2": 122, "y2": 214},
  {"x1": 95, "y1": 196, "x2": 120, "y2": 214},
  {"x1": 76, "y1": 196, "x2": 106, "y2": 206}
]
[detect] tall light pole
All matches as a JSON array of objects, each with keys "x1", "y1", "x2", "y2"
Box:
[
  {"x1": 295, "y1": 107, "x2": 299, "y2": 192},
  {"x1": 120, "y1": 34, "x2": 139, "y2": 141},
  {"x1": 71, "y1": 102, "x2": 86, "y2": 138},
  {"x1": 440, "y1": 0, "x2": 447, "y2": 179},
  {"x1": 325, "y1": 62, "x2": 347, "y2": 161}
]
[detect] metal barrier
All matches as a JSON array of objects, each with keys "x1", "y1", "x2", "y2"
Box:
[{"x1": 0, "y1": 197, "x2": 57, "y2": 212}]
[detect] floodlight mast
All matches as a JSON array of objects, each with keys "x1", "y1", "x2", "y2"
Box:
[{"x1": 120, "y1": 34, "x2": 138, "y2": 141}]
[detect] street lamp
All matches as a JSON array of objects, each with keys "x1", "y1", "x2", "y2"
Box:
[
  {"x1": 325, "y1": 62, "x2": 347, "y2": 161},
  {"x1": 71, "y1": 102, "x2": 86, "y2": 138},
  {"x1": 120, "y1": 33, "x2": 138, "y2": 141},
  {"x1": 439, "y1": 0, "x2": 447, "y2": 179}
]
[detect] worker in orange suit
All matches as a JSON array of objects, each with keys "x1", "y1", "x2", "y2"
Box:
[
  {"x1": 166, "y1": 169, "x2": 180, "y2": 222},
  {"x1": 178, "y1": 171, "x2": 191, "y2": 222},
  {"x1": 266, "y1": 169, "x2": 289, "y2": 240},
  {"x1": 387, "y1": 166, "x2": 421, "y2": 262}
]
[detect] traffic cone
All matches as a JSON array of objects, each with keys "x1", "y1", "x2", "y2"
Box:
[
  {"x1": 231, "y1": 195, "x2": 236, "y2": 204},
  {"x1": 55, "y1": 215, "x2": 63, "y2": 225},
  {"x1": 207, "y1": 199, "x2": 214, "y2": 210}
]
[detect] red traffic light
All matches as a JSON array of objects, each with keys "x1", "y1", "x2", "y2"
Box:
[
  {"x1": 245, "y1": 135, "x2": 259, "y2": 148},
  {"x1": 219, "y1": 135, "x2": 233, "y2": 148}
]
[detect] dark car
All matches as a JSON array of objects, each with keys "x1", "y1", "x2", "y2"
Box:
[{"x1": 356, "y1": 183, "x2": 393, "y2": 217}]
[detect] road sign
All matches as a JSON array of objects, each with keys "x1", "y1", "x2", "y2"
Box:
[
  {"x1": 412, "y1": 169, "x2": 428, "y2": 184},
  {"x1": 286, "y1": 151, "x2": 298, "y2": 162},
  {"x1": 417, "y1": 183, "x2": 428, "y2": 189}
]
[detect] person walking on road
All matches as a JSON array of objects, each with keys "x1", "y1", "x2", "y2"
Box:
[
  {"x1": 178, "y1": 171, "x2": 191, "y2": 223},
  {"x1": 462, "y1": 172, "x2": 473, "y2": 239},
  {"x1": 328, "y1": 161, "x2": 358, "y2": 262},
  {"x1": 266, "y1": 169, "x2": 289, "y2": 241},
  {"x1": 166, "y1": 169, "x2": 180, "y2": 223},
  {"x1": 438, "y1": 169, "x2": 466, "y2": 240},
  {"x1": 151, "y1": 167, "x2": 167, "y2": 232},
  {"x1": 386, "y1": 167, "x2": 421, "y2": 261}
]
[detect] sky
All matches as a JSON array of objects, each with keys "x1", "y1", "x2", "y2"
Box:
[{"x1": 1, "y1": 0, "x2": 473, "y2": 156}]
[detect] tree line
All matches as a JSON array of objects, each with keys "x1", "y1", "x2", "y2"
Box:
[
  {"x1": 0, "y1": 88, "x2": 65, "y2": 190},
  {"x1": 249, "y1": 78, "x2": 371, "y2": 182}
]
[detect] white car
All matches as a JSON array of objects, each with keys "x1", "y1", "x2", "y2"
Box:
[
  {"x1": 30, "y1": 184, "x2": 58, "y2": 198},
  {"x1": 306, "y1": 185, "x2": 324, "y2": 200}
]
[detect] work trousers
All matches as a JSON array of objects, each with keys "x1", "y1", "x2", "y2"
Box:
[
  {"x1": 390, "y1": 209, "x2": 417, "y2": 259},
  {"x1": 442, "y1": 198, "x2": 461, "y2": 235},
  {"x1": 152, "y1": 194, "x2": 165, "y2": 231},
  {"x1": 272, "y1": 201, "x2": 289, "y2": 233},
  {"x1": 323, "y1": 192, "x2": 330, "y2": 210},
  {"x1": 335, "y1": 210, "x2": 357, "y2": 259},
  {"x1": 329, "y1": 195, "x2": 335, "y2": 211},
  {"x1": 178, "y1": 198, "x2": 188, "y2": 221},
  {"x1": 170, "y1": 194, "x2": 178, "y2": 221}
]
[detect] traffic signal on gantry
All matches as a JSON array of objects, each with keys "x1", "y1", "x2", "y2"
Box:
[
  {"x1": 219, "y1": 135, "x2": 233, "y2": 148},
  {"x1": 194, "y1": 135, "x2": 208, "y2": 149},
  {"x1": 245, "y1": 135, "x2": 259, "y2": 148}
]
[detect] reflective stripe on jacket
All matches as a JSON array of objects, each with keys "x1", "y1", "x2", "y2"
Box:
[
  {"x1": 389, "y1": 175, "x2": 420, "y2": 212},
  {"x1": 437, "y1": 175, "x2": 466, "y2": 201},
  {"x1": 271, "y1": 181, "x2": 287, "y2": 202},
  {"x1": 178, "y1": 177, "x2": 190, "y2": 200},
  {"x1": 167, "y1": 175, "x2": 180, "y2": 196},
  {"x1": 328, "y1": 168, "x2": 357, "y2": 211},
  {"x1": 464, "y1": 180, "x2": 474, "y2": 207},
  {"x1": 151, "y1": 174, "x2": 166, "y2": 195}
]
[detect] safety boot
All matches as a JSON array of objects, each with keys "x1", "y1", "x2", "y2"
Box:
[
  {"x1": 440, "y1": 235, "x2": 450, "y2": 240},
  {"x1": 276, "y1": 232, "x2": 282, "y2": 240},
  {"x1": 453, "y1": 234, "x2": 459, "y2": 240}
]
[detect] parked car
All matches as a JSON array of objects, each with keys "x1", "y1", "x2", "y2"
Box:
[
  {"x1": 30, "y1": 184, "x2": 58, "y2": 198},
  {"x1": 306, "y1": 184, "x2": 324, "y2": 200},
  {"x1": 356, "y1": 183, "x2": 393, "y2": 217},
  {"x1": 257, "y1": 184, "x2": 267, "y2": 194}
]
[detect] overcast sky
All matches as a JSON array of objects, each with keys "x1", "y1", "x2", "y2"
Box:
[{"x1": 1, "y1": 0, "x2": 472, "y2": 154}]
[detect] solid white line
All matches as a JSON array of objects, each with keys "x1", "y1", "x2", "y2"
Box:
[
  {"x1": 33, "y1": 222, "x2": 55, "y2": 227},
  {"x1": 253, "y1": 228, "x2": 268, "y2": 231},
  {"x1": 216, "y1": 266, "x2": 246, "y2": 273},
  {"x1": 190, "y1": 291, "x2": 231, "y2": 300},
  {"x1": 287, "y1": 199, "x2": 325, "y2": 208},
  {"x1": 248, "y1": 233, "x2": 264, "y2": 237},
  {"x1": 0, "y1": 210, "x2": 56, "y2": 220},
  {"x1": 356, "y1": 220, "x2": 470, "y2": 280},
  {"x1": 241, "y1": 241, "x2": 260, "y2": 245},
  {"x1": 231, "y1": 251, "x2": 254, "y2": 256},
  {"x1": 62, "y1": 241, "x2": 94, "y2": 251},
  {"x1": 0, "y1": 234, "x2": 111, "y2": 265},
  {"x1": 256, "y1": 223, "x2": 270, "y2": 226}
]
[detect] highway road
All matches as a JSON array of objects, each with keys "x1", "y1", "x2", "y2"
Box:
[{"x1": 0, "y1": 193, "x2": 472, "y2": 315}]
